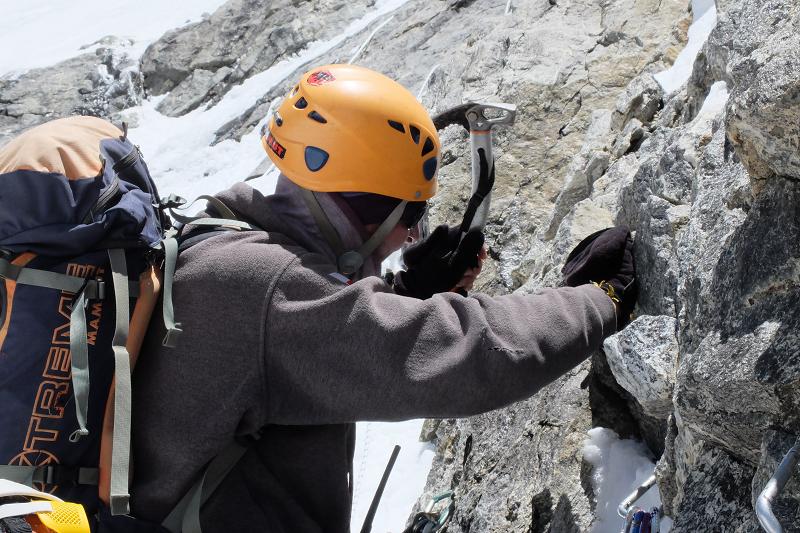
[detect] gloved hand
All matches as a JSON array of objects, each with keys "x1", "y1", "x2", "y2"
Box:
[
  {"x1": 393, "y1": 225, "x2": 485, "y2": 299},
  {"x1": 561, "y1": 226, "x2": 636, "y2": 329}
]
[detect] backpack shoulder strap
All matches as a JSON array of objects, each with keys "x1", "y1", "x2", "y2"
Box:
[
  {"x1": 161, "y1": 441, "x2": 248, "y2": 533},
  {"x1": 158, "y1": 196, "x2": 261, "y2": 349}
]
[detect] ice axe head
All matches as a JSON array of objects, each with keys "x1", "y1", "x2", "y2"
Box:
[
  {"x1": 429, "y1": 102, "x2": 517, "y2": 237},
  {"x1": 433, "y1": 103, "x2": 517, "y2": 133}
]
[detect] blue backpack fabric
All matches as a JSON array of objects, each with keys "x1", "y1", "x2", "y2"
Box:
[
  {"x1": 0, "y1": 116, "x2": 259, "y2": 533},
  {"x1": 0, "y1": 116, "x2": 168, "y2": 521}
]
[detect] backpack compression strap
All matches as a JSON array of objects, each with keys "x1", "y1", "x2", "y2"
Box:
[
  {"x1": 0, "y1": 256, "x2": 139, "y2": 444},
  {"x1": 0, "y1": 251, "x2": 135, "y2": 510},
  {"x1": 107, "y1": 249, "x2": 133, "y2": 516},
  {"x1": 0, "y1": 465, "x2": 98, "y2": 487}
]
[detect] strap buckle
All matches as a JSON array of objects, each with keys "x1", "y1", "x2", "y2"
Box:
[
  {"x1": 83, "y1": 279, "x2": 106, "y2": 300},
  {"x1": 32, "y1": 465, "x2": 98, "y2": 486},
  {"x1": 160, "y1": 194, "x2": 187, "y2": 210}
]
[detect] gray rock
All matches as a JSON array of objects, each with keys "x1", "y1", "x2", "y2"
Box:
[
  {"x1": 696, "y1": 0, "x2": 800, "y2": 191},
  {"x1": 553, "y1": 200, "x2": 615, "y2": 260},
  {"x1": 591, "y1": 154, "x2": 641, "y2": 218},
  {"x1": 412, "y1": 363, "x2": 598, "y2": 533},
  {"x1": 612, "y1": 73, "x2": 664, "y2": 130},
  {"x1": 611, "y1": 118, "x2": 647, "y2": 158},
  {"x1": 156, "y1": 67, "x2": 232, "y2": 117},
  {"x1": 140, "y1": 0, "x2": 377, "y2": 113},
  {"x1": 604, "y1": 315, "x2": 678, "y2": 419},
  {"x1": 0, "y1": 43, "x2": 142, "y2": 145},
  {"x1": 668, "y1": 440, "x2": 760, "y2": 532},
  {"x1": 726, "y1": 23, "x2": 800, "y2": 188},
  {"x1": 419, "y1": 418, "x2": 443, "y2": 443},
  {"x1": 654, "y1": 416, "x2": 679, "y2": 516},
  {"x1": 541, "y1": 110, "x2": 615, "y2": 240}
]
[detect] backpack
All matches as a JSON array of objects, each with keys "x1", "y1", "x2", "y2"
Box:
[
  {"x1": 0, "y1": 116, "x2": 181, "y2": 523},
  {"x1": 0, "y1": 116, "x2": 256, "y2": 533}
]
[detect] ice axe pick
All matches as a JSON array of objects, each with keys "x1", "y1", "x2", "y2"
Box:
[{"x1": 433, "y1": 102, "x2": 517, "y2": 236}]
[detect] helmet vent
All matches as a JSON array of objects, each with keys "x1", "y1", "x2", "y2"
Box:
[
  {"x1": 388, "y1": 120, "x2": 405, "y2": 133},
  {"x1": 308, "y1": 111, "x2": 327, "y2": 124},
  {"x1": 422, "y1": 157, "x2": 438, "y2": 181},
  {"x1": 409, "y1": 125, "x2": 421, "y2": 144},
  {"x1": 294, "y1": 97, "x2": 308, "y2": 109},
  {"x1": 305, "y1": 146, "x2": 329, "y2": 172},
  {"x1": 421, "y1": 137, "x2": 435, "y2": 156}
]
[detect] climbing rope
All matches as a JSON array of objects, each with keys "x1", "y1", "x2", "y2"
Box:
[{"x1": 623, "y1": 507, "x2": 661, "y2": 533}]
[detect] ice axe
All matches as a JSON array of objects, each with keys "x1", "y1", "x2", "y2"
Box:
[{"x1": 433, "y1": 102, "x2": 517, "y2": 237}]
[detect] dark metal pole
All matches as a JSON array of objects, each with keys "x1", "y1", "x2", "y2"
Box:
[{"x1": 360, "y1": 445, "x2": 401, "y2": 533}]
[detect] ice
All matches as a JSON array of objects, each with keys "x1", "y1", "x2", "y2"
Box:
[
  {"x1": 583, "y1": 427, "x2": 671, "y2": 533},
  {"x1": 692, "y1": 80, "x2": 729, "y2": 124}
]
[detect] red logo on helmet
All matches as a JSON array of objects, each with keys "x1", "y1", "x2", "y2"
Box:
[
  {"x1": 307, "y1": 71, "x2": 336, "y2": 86},
  {"x1": 266, "y1": 133, "x2": 286, "y2": 159}
]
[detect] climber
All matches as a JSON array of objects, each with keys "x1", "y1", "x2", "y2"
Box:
[{"x1": 128, "y1": 63, "x2": 636, "y2": 532}]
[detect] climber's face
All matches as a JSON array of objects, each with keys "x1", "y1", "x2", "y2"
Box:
[{"x1": 368, "y1": 222, "x2": 420, "y2": 262}]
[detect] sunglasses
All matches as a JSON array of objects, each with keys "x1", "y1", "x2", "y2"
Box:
[{"x1": 400, "y1": 201, "x2": 427, "y2": 229}]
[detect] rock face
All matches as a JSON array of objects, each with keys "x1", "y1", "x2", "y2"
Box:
[
  {"x1": 604, "y1": 315, "x2": 678, "y2": 420},
  {"x1": 418, "y1": 0, "x2": 800, "y2": 529},
  {"x1": 720, "y1": 1, "x2": 800, "y2": 189},
  {"x1": 0, "y1": 40, "x2": 142, "y2": 146},
  {"x1": 2, "y1": 0, "x2": 800, "y2": 530},
  {"x1": 418, "y1": 365, "x2": 597, "y2": 532},
  {"x1": 140, "y1": 0, "x2": 376, "y2": 116}
]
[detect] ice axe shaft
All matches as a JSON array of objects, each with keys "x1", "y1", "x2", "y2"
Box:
[
  {"x1": 465, "y1": 103, "x2": 516, "y2": 232},
  {"x1": 433, "y1": 102, "x2": 517, "y2": 235}
]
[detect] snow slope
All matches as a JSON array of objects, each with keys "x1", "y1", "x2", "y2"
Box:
[
  {"x1": 0, "y1": 0, "x2": 229, "y2": 77},
  {"x1": 351, "y1": 421, "x2": 436, "y2": 532}
]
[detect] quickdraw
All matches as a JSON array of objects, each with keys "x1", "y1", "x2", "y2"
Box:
[{"x1": 404, "y1": 491, "x2": 454, "y2": 533}]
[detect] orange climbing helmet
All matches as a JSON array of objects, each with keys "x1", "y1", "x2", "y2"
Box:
[{"x1": 261, "y1": 64, "x2": 440, "y2": 202}]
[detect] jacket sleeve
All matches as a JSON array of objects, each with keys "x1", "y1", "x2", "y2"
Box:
[{"x1": 262, "y1": 252, "x2": 617, "y2": 425}]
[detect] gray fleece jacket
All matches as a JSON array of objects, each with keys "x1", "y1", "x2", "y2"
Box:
[{"x1": 129, "y1": 177, "x2": 616, "y2": 532}]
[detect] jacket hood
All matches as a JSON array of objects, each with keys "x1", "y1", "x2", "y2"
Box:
[{"x1": 211, "y1": 176, "x2": 383, "y2": 278}]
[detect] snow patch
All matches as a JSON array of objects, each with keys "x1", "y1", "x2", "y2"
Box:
[
  {"x1": 583, "y1": 428, "x2": 671, "y2": 533},
  {"x1": 693, "y1": 80, "x2": 729, "y2": 123},
  {"x1": 0, "y1": 0, "x2": 229, "y2": 76},
  {"x1": 351, "y1": 421, "x2": 436, "y2": 533},
  {"x1": 654, "y1": 0, "x2": 718, "y2": 95}
]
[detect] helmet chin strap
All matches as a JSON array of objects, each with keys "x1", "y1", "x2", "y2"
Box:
[{"x1": 299, "y1": 188, "x2": 407, "y2": 276}]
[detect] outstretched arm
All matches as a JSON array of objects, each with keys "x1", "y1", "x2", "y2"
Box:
[{"x1": 264, "y1": 252, "x2": 616, "y2": 425}]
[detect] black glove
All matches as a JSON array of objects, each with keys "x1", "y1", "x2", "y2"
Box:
[
  {"x1": 562, "y1": 226, "x2": 636, "y2": 329},
  {"x1": 393, "y1": 225, "x2": 484, "y2": 299}
]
